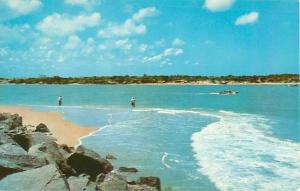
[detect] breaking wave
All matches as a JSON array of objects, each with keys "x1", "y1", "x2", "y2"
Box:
[{"x1": 191, "y1": 111, "x2": 300, "y2": 191}]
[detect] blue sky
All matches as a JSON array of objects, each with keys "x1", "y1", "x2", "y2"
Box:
[{"x1": 0, "y1": 0, "x2": 298, "y2": 77}]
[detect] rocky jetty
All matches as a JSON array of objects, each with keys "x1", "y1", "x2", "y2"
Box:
[{"x1": 0, "y1": 112, "x2": 161, "y2": 191}]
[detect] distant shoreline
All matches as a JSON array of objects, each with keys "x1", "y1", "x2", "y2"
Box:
[
  {"x1": 1, "y1": 74, "x2": 299, "y2": 85},
  {"x1": 1, "y1": 82, "x2": 299, "y2": 86}
]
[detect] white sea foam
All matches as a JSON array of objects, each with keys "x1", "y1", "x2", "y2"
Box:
[
  {"x1": 161, "y1": 152, "x2": 171, "y2": 169},
  {"x1": 191, "y1": 111, "x2": 300, "y2": 191}
]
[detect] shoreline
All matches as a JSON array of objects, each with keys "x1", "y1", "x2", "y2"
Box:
[
  {"x1": 0, "y1": 105, "x2": 95, "y2": 146},
  {"x1": 1, "y1": 82, "x2": 299, "y2": 86}
]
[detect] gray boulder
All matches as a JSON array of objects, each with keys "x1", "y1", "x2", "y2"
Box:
[
  {"x1": 68, "y1": 174, "x2": 97, "y2": 191},
  {"x1": 0, "y1": 129, "x2": 15, "y2": 144},
  {"x1": 98, "y1": 172, "x2": 128, "y2": 191},
  {"x1": 0, "y1": 143, "x2": 47, "y2": 179},
  {"x1": 30, "y1": 131, "x2": 57, "y2": 145},
  {"x1": 0, "y1": 164, "x2": 69, "y2": 191},
  {"x1": 28, "y1": 141, "x2": 75, "y2": 177},
  {"x1": 28, "y1": 141, "x2": 64, "y2": 163}
]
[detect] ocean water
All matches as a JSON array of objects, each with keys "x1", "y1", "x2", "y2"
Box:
[{"x1": 0, "y1": 84, "x2": 299, "y2": 191}]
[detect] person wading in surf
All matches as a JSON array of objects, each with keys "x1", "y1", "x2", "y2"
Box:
[
  {"x1": 130, "y1": 97, "x2": 136, "y2": 108},
  {"x1": 58, "y1": 96, "x2": 63, "y2": 106}
]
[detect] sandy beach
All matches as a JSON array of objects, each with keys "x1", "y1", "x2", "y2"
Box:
[{"x1": 0, "y1": 105, "x2": 95, "y2": 146}]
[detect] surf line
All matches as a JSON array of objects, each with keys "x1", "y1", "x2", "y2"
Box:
[
  {"x1": 76, "y1": 114, "x2": 113, "y2": 148},
  {"x1": 161, "y1": 152, "x2": 171, "y2": 169}
]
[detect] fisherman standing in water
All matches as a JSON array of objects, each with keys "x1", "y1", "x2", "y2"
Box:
[
  {"x1": 130, "y1": 97, "x2": 136, "y2": 108},
  {"x1": 58, "y1": 96, "x2": 63, "y2": 106}
]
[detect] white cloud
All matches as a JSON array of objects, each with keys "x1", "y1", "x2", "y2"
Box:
[
  {"x1": 204, "y1": 0, "x2": 235, "y2": 12},
  {"x1": 235, "y1": 11, "x2": 259, "y2": 25},
  {"x1": 65, "y1": 0, "x2": 91, "y2": 5},
  {"x1": 37, "y1": 12, "x2": 101, "y2": 36},
  {"x1": 143, "y1": 47, "x2": 183, "y2": 63},
  {"x1": 138, "y1": 44, "x2": 148, "y2": 52},
  {"x1": 98, "y1": 20, "x2": 146, "y2": 38},
  {"x1": 172, "y1": 38, "x2": 185, "y2": 46},
  {"x1": 64, "y1": 35, "x2": 81, "y2": 49},
  {"x1": 98, "y1": 7, "x2": 158, "y2": 38},
  {"x1": 0, "y1": 24, "x2": 36, "y2": 44},
  {"x1": 64, "y1": 0, "x2": 99, "y2": 9},
  {"x1": 2, "y1": 0, "x2": 41, "y2": 14},
  {"x1": 164, "y1": 48, "x2": 183, "y2": 56},
  {"x1": 132, "y1": 7, "x2": 158, "y2": 21},
  {"x1": 115, "y1": 39, "x2": 132, "y2": 50}
]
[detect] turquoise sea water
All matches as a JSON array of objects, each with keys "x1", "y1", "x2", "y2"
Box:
[{"x1": 0, "y1": 84, "x2": 299, "y2": 190}]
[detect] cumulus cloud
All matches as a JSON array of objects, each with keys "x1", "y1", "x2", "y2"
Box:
[
  {"x1": 114, "y1": 38, "x2": 132, "y2": 50},
  {"x1": 132, "y1": 7, "x2": 158, "y2": 21},
  {"x1": 98, "y1": 20, "x2": 146, "y2": 38},
  {"x1": 235, "y1": 12, "x2": 259, "y2": 25},
  {"x1": 64, "y1": 35, "x2": 81, "y2": 49},
  {"x1": 172, "y1": 38, "x2": 185, "y2": 46},
  {"x1": 143, "y1": 47, "x2": 183, "y2": 63},
  {"x1": 37, "y1": 12, "x2": 101, "y2": 36},
  {"x1": 0, "y1": 24, "x2": 36, "y2": 44},
  {"x1": 204, "y1": 0, "x2": 235, "y2": 12},
  {"x1": 1, "y1": 0, "x2": 41, "y2": 14},
  {"x1": 98, "y1": 7, "x2": 158, "y2": 38}
]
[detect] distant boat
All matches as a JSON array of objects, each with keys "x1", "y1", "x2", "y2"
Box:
[
  {"x1": 219, "y1": 90, "x2": 239, "y2": 95},
  {"x1": 287, "y1": 84, "x2": 299, "y2": 87}
]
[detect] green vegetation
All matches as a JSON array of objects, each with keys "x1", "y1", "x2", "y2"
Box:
[{"x1": 4, "y1": 74, "x2": 300, "y2": 84}]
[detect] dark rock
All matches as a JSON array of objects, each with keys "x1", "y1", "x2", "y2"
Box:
[
  {"x1": 0, "y1": 113, "x2": 22, "y2": 130},
  {"x1": 59, "y1": 144, "x2": 73, "y2": 153},
  {"x1": 98, "y1": 172, "x2": 128, "y2": 191},
  {"x1": 0, "y1": 143, "x2": 47, "y2": 179},
  {"x1": 35, "y1": 123, "x2": 50, "y2": 133},
  {"x1": 95, "y1": 173, "x2": 106, "y2": 184},
  {"x1": 0, "y1": 164, "x2": 69, "y2": 191},
  {"x1": 75, "y1": 145, "x2": 102, "y2": 159},
  {"x1": 10, "y1": 133, "x2": 32, "y2": 151},
  {"x1": 137, "y1": 177, "x2": 161, "y2": 191},
  {"x1": 67, "y1": 146, "x2": 113, "y2": 180},
  {"x1": 106, "y1": 153, "x2": 117, "y2": 160},
  {"x1": 119, "y1": 167, "x2": 138, "y2": 173},
  {"x1": 56, "y1": 158, "x2": 76, "y2": 177},
  {"x1": 28, "y1": 141, "x2": 76, "y2": 177},
  {"x1": 0, "y1": 113, "x2": 8, "y2": 121}
]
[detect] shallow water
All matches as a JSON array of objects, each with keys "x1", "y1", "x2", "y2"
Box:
[{"x1": 0, "y1": 84, "x2": 299, "y2": 190}]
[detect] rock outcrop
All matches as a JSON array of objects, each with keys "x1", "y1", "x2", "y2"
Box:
[
  {"x1": 119, "y1": 166, "x2": 138, "y2": 173},
  {"x1": 0, "y1": 112, "x2": 161, "y2": 191},
  {"x1": 67, "y1": 145, "x2": 113, "y2": 179},
  {"x1": 35, "y1": 123, "x2": 50, "y2": 132}
]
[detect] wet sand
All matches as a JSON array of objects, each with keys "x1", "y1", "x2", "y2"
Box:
[{"x1": 0, "y1": 105, "x2": 95, "y2": 146}]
